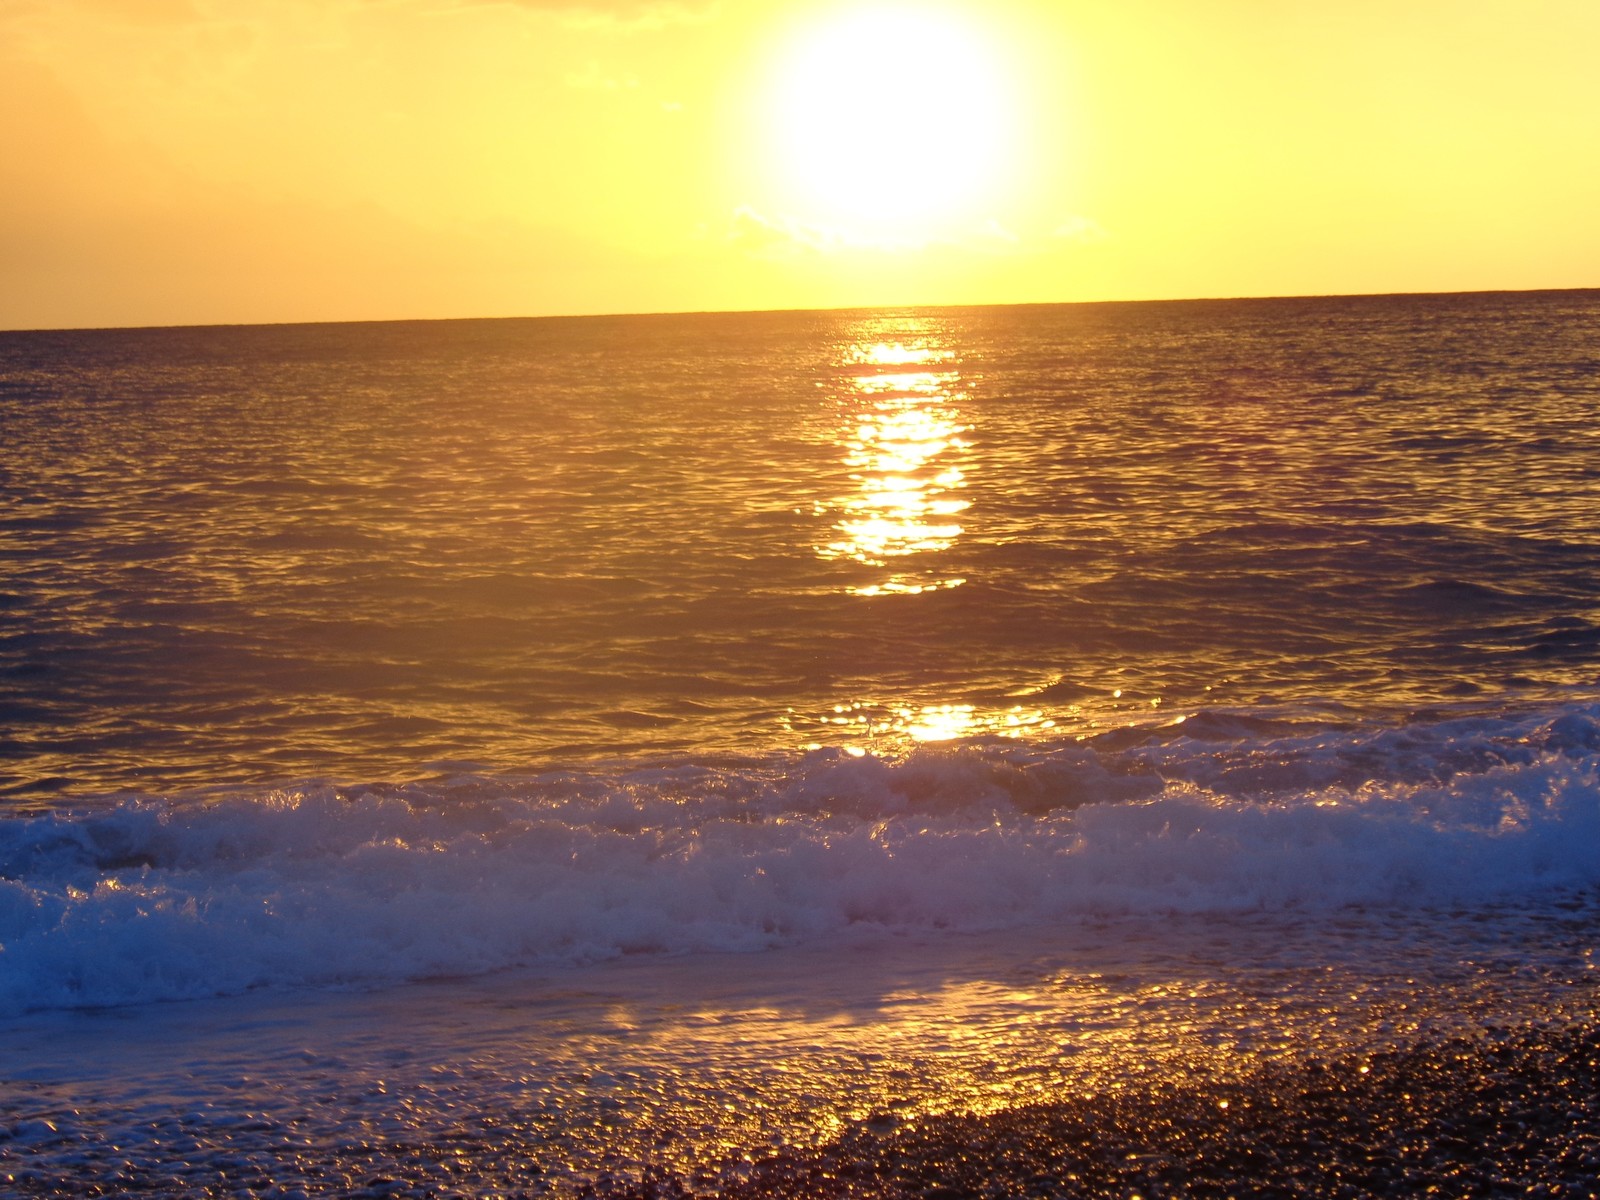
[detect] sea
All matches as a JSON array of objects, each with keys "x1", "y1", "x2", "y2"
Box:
[{"x1": 2, "y1": 289, "x2": 1599, "y2": 1195}]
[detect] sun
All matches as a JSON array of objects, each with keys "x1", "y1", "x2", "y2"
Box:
[{"x1": 762, "y1": 3, "x2": 1020, "y2": 244}]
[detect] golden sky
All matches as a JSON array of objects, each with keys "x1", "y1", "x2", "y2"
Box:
[{"x1": 2, "y1": 0, "x2": 1597, "y2": 329}]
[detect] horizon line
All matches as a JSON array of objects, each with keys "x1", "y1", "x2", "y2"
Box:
[{"x1": 4, "y1": 283, "x2": 1596, "y2": 337}]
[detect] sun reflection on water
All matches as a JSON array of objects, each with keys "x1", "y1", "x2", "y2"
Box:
[
  {"x1": 787, "y1": 699, "x2": 1058, "y2": 749},
  {"x1": 816, "y1": 336, "x2": 971, "y2": 597},
  {"x1": 795, "y1": 324, "x2": 1072, "y2": 752}
]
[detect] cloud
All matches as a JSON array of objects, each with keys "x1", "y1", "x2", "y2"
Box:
[
  {"x1": 0, "y1": 0, "x2": 200, "y2": 24},
  {"x1": 725, "y1": 207, "x2": 840, "y2": 257},
  {"x1": 722, "y1": 208, "x2": 946, "y2": 259},
  {"x1": 722, "y1": 208, "x2": 1100, "y2": 261},
  {"x1": 974, "y1": 218, "x2": 1021, "y2": 246},
  {"x1": 438, "y1": 0, "x2": 717, "y2": 32},
  {"x1": 1051, "y1": 214, "x2": 1109, "y2": 243}
]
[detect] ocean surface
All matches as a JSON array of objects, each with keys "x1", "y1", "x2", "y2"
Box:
[{"x1": 2, "y1": 290, "x2": 1599, "y2": 1195}]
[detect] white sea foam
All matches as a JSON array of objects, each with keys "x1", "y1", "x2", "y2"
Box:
[{"x1": 2, "y1": 702, "x2": 1598, "y2": 1015}]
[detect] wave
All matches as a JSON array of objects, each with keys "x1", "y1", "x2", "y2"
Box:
[{"x1": 3, "y1": 701, "x2": 1599, "y2": 1015}]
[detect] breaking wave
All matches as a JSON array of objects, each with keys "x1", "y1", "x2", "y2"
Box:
[{"x1": 4, "y1": 701, "x2": 1599, "y2": 1015}]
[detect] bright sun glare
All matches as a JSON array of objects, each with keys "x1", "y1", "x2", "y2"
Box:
[{"x1": 765, "y1": 4, "x2": 1018, "y2": 243}]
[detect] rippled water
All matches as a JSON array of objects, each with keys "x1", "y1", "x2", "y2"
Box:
[{"x1": 3, "y1": 291, "x2": 1598, "y2": 800}]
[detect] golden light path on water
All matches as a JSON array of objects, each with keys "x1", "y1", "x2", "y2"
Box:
[
  {"x1": 815, "y1": 337, "x2": 970, "y2": 595},
  {"x1": 795, "y1": 322, "x2": 1060, "y2": 751}
]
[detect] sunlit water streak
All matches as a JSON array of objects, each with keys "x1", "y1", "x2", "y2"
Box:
[{"x1": 816, "y1": 333, "x2": 971, "y2": 590}]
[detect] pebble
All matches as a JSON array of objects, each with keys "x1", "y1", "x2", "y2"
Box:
[{"x1": 586, "y1": 1018, "x2": 1600, "y2": 1200}]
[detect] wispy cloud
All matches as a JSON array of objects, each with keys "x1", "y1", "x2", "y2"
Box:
[
  {"x1": 975, "y1": 218, "x2": 1021, "y2": 246},
  {"x1": 1051, "y1": 214, "x2": 1109, "y2": 243},
  {"x1": 439, "y1": 0, "x2": 717, "y2": 32},
  {"x1": 725, "y1": 208, "x2": 1094, "y2": 260},
  {"x1": 725, "y1": 207, "x2": 840, "y2": 257},
  {"x1": 0, "y1": 0, "x2": 201, "y2": 23},
  {"x1": 723, "y1": 207, "x2": 947, "y2": 258}
]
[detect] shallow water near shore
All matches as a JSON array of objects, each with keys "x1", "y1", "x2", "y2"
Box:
[{"x1": 3, "y1": 903, "x2": 1596, "y2": 1196}]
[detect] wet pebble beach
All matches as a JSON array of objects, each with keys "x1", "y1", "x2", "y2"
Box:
[
  {"x1": 593, "y1": 1014, "x2": 1600, "y2": 1200},
  {"x1": 6, "y1": 998, "x2": 1593, "y2": 1200}
]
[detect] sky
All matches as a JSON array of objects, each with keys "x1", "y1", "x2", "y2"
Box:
[{"x1": 2, "y1": 0, "x2": 1597, "y2": 330}]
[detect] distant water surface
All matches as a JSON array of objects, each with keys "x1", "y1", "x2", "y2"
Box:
[{"x1": 3, "y1": 290, "x2": 1598, "y2": 800}]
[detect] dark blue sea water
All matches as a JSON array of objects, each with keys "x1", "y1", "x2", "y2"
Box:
[{"x1": 1, "y1": 292, "x2": 1599, "y2": 1196}]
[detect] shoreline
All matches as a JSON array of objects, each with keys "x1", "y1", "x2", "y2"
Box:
[
  {"x1": 589, "y1": 1011, "x2": 1600, "y2": 1200},
  {"x1": 3, "y1": 912, "x2": 1595, "y2": 1199}
]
